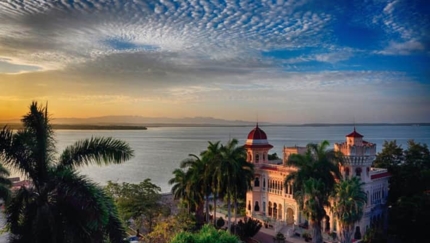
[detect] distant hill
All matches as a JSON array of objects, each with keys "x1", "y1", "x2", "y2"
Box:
[{"x1": 0, "y1": 116, "x2": 266, "y2": 127}]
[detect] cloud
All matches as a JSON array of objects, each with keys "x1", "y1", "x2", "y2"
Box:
[
  {"x1": 0, "y1": 0, "x2": 335, "y2": 72},
  {"x1": 377, "y1": 40, "x2": 425, "y2": 55}
]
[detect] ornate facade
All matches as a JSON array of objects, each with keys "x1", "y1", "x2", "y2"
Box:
[{"x1": 245, "y1": 125, "x2": 389, "y2": 237}]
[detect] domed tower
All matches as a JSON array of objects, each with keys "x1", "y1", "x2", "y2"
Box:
[
  {"x1": 244, "y1": 124, "x2": 273, "y2": 165},
  {"x1": 334, "y1": 127, "x2": 376, "y2": 182}
]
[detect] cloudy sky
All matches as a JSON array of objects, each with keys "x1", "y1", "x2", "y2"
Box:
[{"x1": 0, "y1": 0, "x2": 429, "y2": 123}]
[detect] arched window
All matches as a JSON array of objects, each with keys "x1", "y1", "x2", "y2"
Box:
[
  {"x1": 254, "y1": 201, "x2": 260, "y2": 211},
  {"x1": 254, "y1": 177, "x2": 260, "y2": 187},
  {"x1": 248, "y1": 201, "x2": 251, "y2": 211},
  {"x1": 263, "y1": 178, "x2": 266, "y2": 188},
  {"x1": 256, "y1": 154, "x2": 260, "y2": 163},
  {"x1": 273, "y1": 204, "x2": 277, "y2": 219},
  {"x1": 268, "y1": 202, "x2": 272, "y2": 216},
  {"x1": 278, "y1": 204, "x2": 282, "y2": 219}
]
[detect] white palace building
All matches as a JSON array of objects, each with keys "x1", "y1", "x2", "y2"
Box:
[{"x1": 244, "y1": 124, "x2": 390, "y2": 238}]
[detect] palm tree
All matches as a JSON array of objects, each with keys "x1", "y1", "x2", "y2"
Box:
[
  {"x1": 200, "y1": 141, "x2": 222, "y2": 225},
  {"x1": 0, "y1": 102, "x2": 134, "y2": 243},
  {"x1": 168, "y1": 168, "x2": 190, "y2": 210},
  {"x1": 0, "y1": 129, "x2": 12, "y2": 202},
  {"x1": 232, "y1": 158, "x2": 254, "y2": 230},
  {"x1": 331, "y1": 177, "x2": 367, "y2": 243},
  {"x1": 171, "y1": 153, "x2": 207, "y2": 225},
  {"x1": 284, "y1": 140, "x2": 342, "y2": 243},
  {"x1": 220, "y1": 138, "x2": 251, "y2": 231}
]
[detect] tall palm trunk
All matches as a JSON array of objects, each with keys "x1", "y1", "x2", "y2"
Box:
[
  {"x1": 227, "y1": 192, "x2": 232, "y2": 231},
  {"x1": 213, "y1": 190, "x2": 217, "y2": 226},
  {"x1": 233, "y1": 193, "x2": 238, "y2": 234},
  {"x1": 311, "y1": 220, "x2": 323, "y2": 243},
  {"x1": 205, "y1": 188, "x2": 210, "y2": 223}
]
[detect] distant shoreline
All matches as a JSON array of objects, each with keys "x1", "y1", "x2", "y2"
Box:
[
  {"x1": 1, "y1": 123, "x2": 428, "y2": 130},
  {"x1": 1, "y1": 124, "x2": 148, "y2": 130}
]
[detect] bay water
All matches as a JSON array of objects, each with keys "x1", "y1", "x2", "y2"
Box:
[{"x1": 49, "y1": 125, "x2": 430, "y2": 193}]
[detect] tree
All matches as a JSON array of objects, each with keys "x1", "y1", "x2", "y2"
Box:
[
  {"x1": 0, "y1": 102, "x2": 134, "y2": 243},
  {"x1": 233, "y1": 217, "x2": 262, "y2": 241},
  {"x1": 200, "y1": 141, "x2": 222, "y2": 226},
  {"x1": 372, "y1": 140, "x2": 403, "y2": 169},
  {"x1": 170, "y1": 224, "x2": 239, "y2": 243},
  {"x1": 268, "y1": 152, "x2": 279, "y2": 160},
  {"x1": 0, "y1": 156, "x2": 12, "y2": 204},
  {"x1": 374, "y1": 140, "x2": 430, "y2": 242},
  {"x1": 331, "y1": 177, "x2": 367, "y2": 243},
  {"x1": 219, "y1": 138, "x2": 253, "y2": 231},
  {"x1": 105, "y1": 179, "x2": 166, "y2": 233},
  {"x1": 143, "y1": 206, "x2": 196, "y2": 243},
  {"x1": 169, "y1": 153, "x2": 207, "y2": 226},
  {"x1": 284, "y1": 140, "x2": 342, "y2": 243}
]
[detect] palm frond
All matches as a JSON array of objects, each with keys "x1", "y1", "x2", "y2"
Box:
[{"x1": 59, "y1": 137, "x2": 134, "y2": 168}]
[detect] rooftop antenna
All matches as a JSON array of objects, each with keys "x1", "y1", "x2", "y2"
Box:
[{"x1": 353, "y1": 115, "x2": 356, "y2": 131}]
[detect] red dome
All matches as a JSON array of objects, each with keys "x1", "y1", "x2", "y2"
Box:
[
  {"x1": 245, "y1": 124, "x2": 273, "y2": 149},
  {"x1": 247, "y1": 124, "x2": 268, "y2": 140}
]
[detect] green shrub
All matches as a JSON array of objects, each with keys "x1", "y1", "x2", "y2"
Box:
[
  {"x1": 170, "y1": 224, "x2": 238, "y2": 243},
  {"x1": 216, "y1": 217, "x2": 225, "y2": 228}
]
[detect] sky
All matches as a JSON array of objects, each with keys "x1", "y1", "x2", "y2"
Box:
[{"x1": 0, "y1": 0, "x2": 429, "y2": 124}]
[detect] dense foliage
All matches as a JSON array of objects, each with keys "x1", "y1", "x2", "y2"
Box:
[
  {"x1": 105, "y1": 179, "x2": 169, "y2": 233},
  {"x1": 331, "y1": 177, "x2": 367, "y2": 243},
  {"x1": 284, "y1": 141, "x2": 342, "y2": 243},
  {"x1": 372, "y1": 140, "x2": 430, "y2": 243},
  {"x1": 0, "y1": 102, "x2": 134, "y2": 243},
  {"x1": 169, "y1": 139, "x2": 254, "y2": 231},
  {"x1": 170, "y1": 224, "x2": 239, "y2": 243},
  {"x1": 232, "y1": 217, "x2": 262, "y2": 240}
]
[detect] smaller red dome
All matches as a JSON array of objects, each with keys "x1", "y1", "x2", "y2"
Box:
[
  {"x1": 247, "y1": 124, "x2": 268, "y2": 140},
  {"x1": 346, "y1": 127, "x2": 363, "y2": 138}
]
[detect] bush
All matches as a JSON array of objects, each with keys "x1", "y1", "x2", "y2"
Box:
[
  {"x1": 170, "y1": 224, "x2": 238, "y2": 243},
  {"x1": 234, "y1": 218, "x2": 262, "y2": 240},
  {"x1": 216, "y1": 217, "x2": 225, "y2": 228}
]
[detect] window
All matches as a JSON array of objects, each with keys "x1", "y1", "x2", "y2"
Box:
[
  {"x1": 256, "y1": 154, "x2": 260, "y2": 163},
  {"x1": 254, "y1": 177, "x2": 260, "y2": 187},
  {"x1": 254, "y1": 201, "x2": 260, "y2": 211},
  {"x1": 355, "y1": 167, "x2": 362, "y2": 177},
  {"x1": 268, "y1": 202, "x2": 272, "y2": 216}
]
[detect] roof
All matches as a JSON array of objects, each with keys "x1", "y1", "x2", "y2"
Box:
[
  {"x1": 371, "y1": 171, "x2": 390, "y2": 180},
  {"x1": 244, "y1": 144, "x2": 273, "y2": 149},
  {"x1": 346, "y1": 127, "x2": 363, "y2": 138},
  {"x1": 247, "y1": 124, "x2": 268, "y2": 140}
]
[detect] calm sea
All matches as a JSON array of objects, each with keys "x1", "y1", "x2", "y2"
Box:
[{"x1": 47, "y1": 125, "x2": 430, "y2": 193}]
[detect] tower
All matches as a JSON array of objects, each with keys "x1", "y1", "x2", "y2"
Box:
[
  {"x1": 334, "y1": 127, "x2": 376, "y2": 182},
  {"x1": 244, "y1": 124, "x2": 273, "y2": 218},
  {"x1": 244, "y1": 123, "x2": 273, "y2": 164}
]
